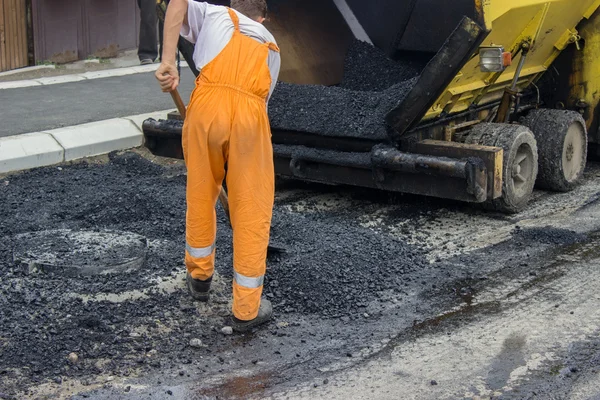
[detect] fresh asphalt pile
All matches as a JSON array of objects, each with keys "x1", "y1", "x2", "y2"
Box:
[
  {"x1": 268, "y1": 79, "x2": 416, "y2": 141},
  {"x1": 268, "y1": 40, "x2": 421, "y2": 141},
  {"x1": 267, "y1": 206, "x2": 428, "y2": 316},
  {"x1": 511, "y1": 226, "x2": 587, "y2": 246},
  {"x1": 339, "y1": 39, "x2": 428, "y2": 92},
  {"x1": 0, "y1": 152, "x2": 428, "y2": 392}
]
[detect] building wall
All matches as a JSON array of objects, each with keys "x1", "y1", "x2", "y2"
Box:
[
  {"x1": 32, "y1": 0, "x2": 139, "y2": 63},
  {"x1": 0, "y1": 0, "x2": 29, "y2": 72}
]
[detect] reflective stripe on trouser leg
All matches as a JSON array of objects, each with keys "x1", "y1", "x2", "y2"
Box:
[
  {"x1": 186, "y1": 243, "x2": 215, "y2": 258},
  {"x1": 232, "y1": 272, "x2": 265, "y2": 321},
  {"x1": 234, "y1": 272, "x2": 264, "y2": 288},
  {"x1": 185, "y1": 241, "x2": 216, "y2": 281}
]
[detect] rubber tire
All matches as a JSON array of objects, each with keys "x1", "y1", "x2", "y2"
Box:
[
  {"x1": 466, "y1": 123, "x2": 539, "y2": 214},
  {"x1": 521, "y1": 109, "x2": 588, "y2": 192}
]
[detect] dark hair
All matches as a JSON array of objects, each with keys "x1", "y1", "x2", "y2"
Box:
[{"x1": 230, "y1": 0, "x2": 268, "y2": 19}]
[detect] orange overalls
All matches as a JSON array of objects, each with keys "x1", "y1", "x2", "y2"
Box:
[{"x1": 182, "y1": 8, "x2": 279, "y2": 321}]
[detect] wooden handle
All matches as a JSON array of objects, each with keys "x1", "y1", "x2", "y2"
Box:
[
  {"x1": 218, "y1": 187, "x2": 231, "y2": 223},
  {"x1": 170, "y1": 89, "x2": 187, "y2": 119}
]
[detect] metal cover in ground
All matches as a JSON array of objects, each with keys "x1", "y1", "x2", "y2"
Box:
[{"x1": 12, "y1": 229, "x2": 148, "y2": 276}]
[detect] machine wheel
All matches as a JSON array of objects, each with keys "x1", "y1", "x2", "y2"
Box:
[
  {"x1": 466, "y1": 123, "x2": 539, "y2": 214},
  {"x1": 521, "y1": 109, "x2": 588, "y2": 192}
]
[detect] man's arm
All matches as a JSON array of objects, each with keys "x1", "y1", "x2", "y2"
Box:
[{"x1": 155, "y1": 0, "x2": 189, "y2": 93}]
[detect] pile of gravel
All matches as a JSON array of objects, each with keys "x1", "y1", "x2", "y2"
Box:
[
  {"x1": 268, "y1": 40, "x2": 422, "y2": 141},
  {"x1": 0, "y1": 152, "x2": 430, "y2": 390},
  {"x1": 340, "y1": 39, "x2": 427, "y2": 91},
  {"x1": 511, "y1": 226, "x2": 587, "y2": 246},
  {"x1": 269, "y1": 79, "x2": 416, "y2": 141},
  {"x1": 265, "y1": 208, "x2": 428, "y2": 317}
]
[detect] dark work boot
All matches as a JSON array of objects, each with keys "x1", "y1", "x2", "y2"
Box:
[
  {"x1": 231, "y1": 299, "x2": 273, "y2": 333},
  {"x1": 186, "y1": 273, "x2": 212, "y2": 302}
]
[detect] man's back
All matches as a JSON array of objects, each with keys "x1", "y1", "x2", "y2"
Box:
[{"x1": 181, "y1": 2, "x2": 280, "y2": 102}]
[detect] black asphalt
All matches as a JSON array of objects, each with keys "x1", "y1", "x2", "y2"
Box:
[{"x1": 0, "y1": 69, "x2": 196, "y2": 137}]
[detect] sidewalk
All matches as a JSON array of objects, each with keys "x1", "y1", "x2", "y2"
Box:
[
  {"x1": 0, "y1": 59, "x2": 195, "y2": 173},
  {"x1": 0, "y1": 68, "x2": 195, "y2": 138}
]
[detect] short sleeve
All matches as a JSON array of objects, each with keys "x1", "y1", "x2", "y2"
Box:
[
  {"x1": 180, "y1": 1, "x2": 208, "y2": 44},
  {"x1": 266, "y1": 50, "x2": 281, "y2": 106}
]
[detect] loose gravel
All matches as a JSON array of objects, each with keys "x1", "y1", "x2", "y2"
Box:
[
  {"x1": 340, "y1": 39, "x2": 427, "y2": 92},
  {"x1": 268, "y1": 40, "x2": 420, "y2": 141},
  {"x1": 269, "y1": 79, "x2": 416, "y2": 141},
  {"x1": 0, "y1": 152, "x2": 428, "y2": 392},
  {"x1": 511, "y1": 226, "x2": 587, "y2": 246}
]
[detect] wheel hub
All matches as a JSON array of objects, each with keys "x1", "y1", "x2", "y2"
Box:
[
  {"x1": 511, "y1": 144, "x2": 535, "y2": 197},
  {"x1": 563, "y1": 123, "x2": 585, "y2": 182},
  {"x1": 566, "y1": 143, "x2": 574, "y2": 162}
]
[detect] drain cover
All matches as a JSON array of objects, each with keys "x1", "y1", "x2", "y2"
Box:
[{"x1": 13, "y1": 229, "x2": 148, "y2": 276}]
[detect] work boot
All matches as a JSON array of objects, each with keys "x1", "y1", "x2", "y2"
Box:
[
  {"x1": 231, "y1": 299, "x2": 273, "y2": 333},
  {"x1": 186, "y1": 273, "x2": 212, "y2": 302}
]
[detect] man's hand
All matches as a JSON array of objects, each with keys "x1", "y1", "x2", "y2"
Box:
[{"x1": 155, "y1": 62, "x2": 180, "y2": 92}]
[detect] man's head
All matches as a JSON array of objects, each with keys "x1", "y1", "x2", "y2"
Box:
[{"x1": 230, "y1": 0, "x2": 268, "y2": 23}]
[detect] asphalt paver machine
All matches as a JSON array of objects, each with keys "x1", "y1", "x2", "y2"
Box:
[{"x1": 144, "y1": 0, "x2": 600, "y2": 213}]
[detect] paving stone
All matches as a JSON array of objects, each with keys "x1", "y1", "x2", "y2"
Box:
[
  {"x1": 0, "y1": 132, "x2": 64, "y2": 173},
  {"x1": 46, "y1": 119, "x2": 142, "y2": 161}
]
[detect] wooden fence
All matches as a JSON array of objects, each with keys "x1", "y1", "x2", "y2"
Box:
[{"x1": 0, "y1": 0, "x2": 28, "y2": 72}]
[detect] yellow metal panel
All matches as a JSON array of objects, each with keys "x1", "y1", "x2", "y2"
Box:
[
  {"x1": 424, "y1": 0, "x2": 600, "y2": 121},
  {"x1": 565, "y1": 8, "x2": 600, "y2": 134},
  {"x1": 584, "y1": 0, "x2": 600, "y2": 18}
]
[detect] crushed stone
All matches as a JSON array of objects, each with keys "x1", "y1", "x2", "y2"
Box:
[
  {"x1": 268, "y1": 79, "x2": 416, "y2": 141},
  {"x1": 0, "y1": 152, "x2": 428, "y2": 391},
  {"x1": 340, "y1": 39, "x2": 427, "y2": 92},
  {"x1": 268, "y1": 40, "x2": 420, "y2": 141},
  {"x1": 511, "y1": 226, "x2": 587, "y2": 246}
]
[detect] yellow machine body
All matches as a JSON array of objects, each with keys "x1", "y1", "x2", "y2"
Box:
[
  {"x1": 425, "y1": 0, "x2": 600, "y2": 121},
  {"x1": 555, "y1": 7, "x2": 600, "y2": 146}
]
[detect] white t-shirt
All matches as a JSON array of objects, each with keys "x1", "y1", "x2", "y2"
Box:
[{"x1": 181, "y1": 1, "x2": 281, "y2": 103}]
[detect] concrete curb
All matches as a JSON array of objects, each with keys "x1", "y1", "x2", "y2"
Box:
[
  {"x1": 0, "y1": 110, "x2": 172, "y2": 174},
  {"x1": 0, "y1": 64, "x2": 55, "y2": 78},
  {"x1": 0, "y1": 62, "x2": 188, "y2": 90}
]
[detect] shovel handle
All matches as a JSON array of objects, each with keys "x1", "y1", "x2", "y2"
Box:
[
  {"x1": 218, "y1": 188, "x2": 231, "y2": 223},
  {"x1": 170, "y1": 89, "x2": 187, "y2": 119}
]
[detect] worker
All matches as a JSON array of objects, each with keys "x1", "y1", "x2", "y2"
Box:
[
  {"x1": 155, "y1": 0, "x2": 280, "y2": 332},
  {"x1": 137, "y1": 0, "x2": 161, "y2": 65}
]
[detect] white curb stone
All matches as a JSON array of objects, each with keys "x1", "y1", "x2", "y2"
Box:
[
  {"x1": 0, "y1": 132, "x2": 64, "y2": 173},
  {"x1": 0, "y1": 64, "x2": 55, "y2": 77},
  {"x1": 124, "y1": 110, "x2": 176, "y2": 131},
  {"x1": 46, "y1": 119, "x2": 144, "y2": 161},
  {"x1": 0, "y1": 61, "x2": 187, "y2": 90},
  {"x1": 0, "y1": 110, "x2": 174, "y2": 174},
  {"x1": 0, "y1": 80, "x2": 41, "y2": 89},
  {"x1": 81, "y1": 68, "x2": 138, "y2": 80},
  {"x1": 36, "y1": 75, "x2": 87, "y2": 85}
]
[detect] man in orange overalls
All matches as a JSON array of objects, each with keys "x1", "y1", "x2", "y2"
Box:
[{"x1": 156, "y1": 0, "x2": 280, "y2": 332}]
